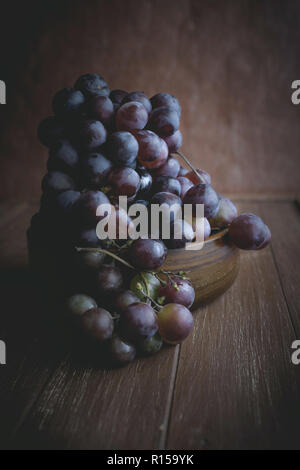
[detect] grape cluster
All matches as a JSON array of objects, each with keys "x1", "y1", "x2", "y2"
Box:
[{"x1": 28, "y1": 72, "x2": 271, "y2": 366}]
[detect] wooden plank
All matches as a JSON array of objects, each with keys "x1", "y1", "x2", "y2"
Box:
[
  {"x1": 167, "y1": 202, "x2": 300, "y2": 449},
  {"x1": 258, "y1": 201, "x2": 300, "y2": 335}
]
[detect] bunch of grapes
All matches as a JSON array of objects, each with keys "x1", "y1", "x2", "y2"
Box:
[{"x1": 28, "y1": 73, "x2": 271, "y2": 366}]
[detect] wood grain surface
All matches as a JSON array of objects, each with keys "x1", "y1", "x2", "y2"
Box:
[
  {"x1": 0, "y1": 200, "x2": 299, "y2": 449},
  {"x1": 0, "y1": 0, "x2": 300, "y2": 202}
]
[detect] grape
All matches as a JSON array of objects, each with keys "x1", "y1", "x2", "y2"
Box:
[
  {"x1": 77, "y1": 227, "x2": 101, "y2": 247},
  {"x1": 150, "y1": 191, "x2": 182, "y2": 217},
  {"x1": 77, "y1": 119, "x2": 107, "y2": 150},
  {"x1": 185, "y1": 168, "x2": 211, "y2": 185},
  {"x1": 67, "y1": 294, "x2": 97, "y2": 316},
  {"x1": 183, "y1": 184, "x2": 219, "y2": 219},
  {"x1": 151, "y1": 176, "x2": 181, "y2": 196},
  {"x1": 209, "y1": 197, "x2": 237, "y2": 228},
  {"x1": 47, "y1": 140, "x2": 79, "y2": 176},
  {"x1": 119, "y1": 302, "x2": 158, "y2": 342},
  {"x1": 163, "y1": 130, "x2": 182, "y2": 153},
  {"x1": 178, "y1": 166, "x2": 189, "y2": 176},
  {"x1": 139, "y1": 333, "x2": 163, "y2": 355},
  {"x1": 56, "y1": 189, "x2": 81, "y2": 218},
  {"x1": 148, "y1": 106, "x2": 180, "y2": 137},
  {"x1": 81, "y1": 307, "x2": 114, "y2": 342},
  {"x1": 87, "y1": 95, "x2": 114, "y2": 127},
  {"x1": 74, "y1": 73, "x2": 109, "y2": 98},
  {"x1": 109, "y1": 334, "x2": 136, "y2": 364},
  {"x1": 177, "y1": 176, "x2": 193, "y2": 199},
  {"x1": 130, "y1": 272, "x2": 161, "y2": 301},
  {"x1": 102, "y1": 205, "x2": 134, "y2": 240},
  {"x1": 150, "y1": 93, "x2": 181, "y2": 116},
  {"x1": 228, "y1": 213, "x2": 271, "y2": 250},
  {"x1": 158, "y1": 303, "x2": 194, "y2": 344},
  {"x1": 52, "y1": 88, "x2": 85, "y2": 117},
  {"x1": 121, "y1": 91, "x2": 152, "y2": 113},
  {"x1": 136, "y1": 167, "x2": 152, "y2": 198},
  {"x1": 106, "y1": 131, "x2": 138, "y2": 167},
  {"x1": 38, "y1": 116, "x2": 65, "y2": 147},
  {"x1": 81, "y1": 152, "x2": 112, "y2": 189},
  {"x1": 135, "y1": 130, "x2": 168, "y2": 169},
  {"x1": 108, "y1": 167, "x2": 140, "y2": 197},
  {"x1": 158, "y1": 276, "x2": 195, "y2": 308},
  {"x1": 95, "y1": 265, "x2": 123, "y2": 293},
  {"x1": 116, "y1": 102, "x2": 148, "y2": 131},
  {"x1": 165, "y1": 219, "x2": 194, "y2": 249},
  {"x1": 112, "y1": 289, "x2": 140, "y2": 313},
  {"x1": 110, "y1": 89, "x2": 128, "y2": 104},
  {"x1": 76, "y1": 190, "x2": 110, "y2": 225},
  {"x1": 128, "y1": 239, "x2": 167, "y2": 270},
  {"x1": 42, "y1": 171, "x2": 75, "y2": 194},
  {"x1": 191, "y1": 216, "x2": 211, "y2": 241},
  {"x1": 153, "y1": 157, "x2": 180, "y2": 178},
  {"x1": 77, "y1": 250, "x2": 106, "y2": 270}
]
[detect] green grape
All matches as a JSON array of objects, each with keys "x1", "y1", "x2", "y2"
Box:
[{"x1": 130, "y1": 272, "x2": 161, "y2": 301}]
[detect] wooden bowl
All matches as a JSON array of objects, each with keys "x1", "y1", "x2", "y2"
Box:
[{"x1": 162, "y1": 229, "x2": 240, "y2": 310}]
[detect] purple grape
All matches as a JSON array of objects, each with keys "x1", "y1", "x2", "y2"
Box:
[
  {"x1": 177, "y1": 176, "x2": 193, "y2": 199},
  {"x1": 95, "y1": 265, "x2": 123, "y2": 294},
  {"x1": 186, "y1": 168, "x2": 211, "y2": 185},
  {"x1": 159, "y1": 276, "x2": 195, "y2": 308},
  {"x1": 112, "y1": 289, "x2": 140, "y2": 314},
  {"x1": 110, "y1": 89, "x2": 128, "y2": 104},
  {"x1": 135, "y1": 130, "x2": 162, "y2": 168},
  {"x1": 119, "y1": 302, "x2": 158, "y2": 342},
  {"x1": 163, "y1": 130, "x2": 182, "y2": 153},
  {"x1": 77, "y1": 119, "x2": 107, "y2": 150},
  {"x1": 81, "y1": 152, "x2": 112, "y2": 188},
  {"x1": 109, "y1": 335, "x2": 136, "y2": 364},
  {"x1": 116, "y1": 101, "x2": 148, "y2": 131},
  {"x1": 121, "y1": 91, "x2": 152, "y2": 113},
  {"x1": 76, "y1": 190, "x2": 110, "y2": 225},
  {"x1": 148, "y1": 106, "x2": 180, "y2": 137},
  {"x1": 42, "y1": 171, "x2": 75, "y2": 194},
  {"x1": 153, "y1": 157, "x2": 180, "y2": 178},
  {"x1": 128, "y1": 239, "x2": 167, "y2": 270},
  {"x1": 151, "y1": 176, "x2": 181, "y2": 196},
  {"x1": 150, "y1": 93, "x2": 181, "y2": 116},
  {"x1": 165, "y1": 219, "x2": 194, "y2": 249},
  {"x1": 52, "y1": 88, "x2": 85, "y2": 117},
  {"x1": 106, "y1": 131, "x2": 138, "y2": 167},
  {"x1": 74, "y1": 73, "x2": 109, "y2": 98},
  {"x1": 67, "y1": 294, "x2": 97, "y2": 316},
  {"x1": 81, "y1": 307, "x2": 114, "y2": 342},
  {"x1": 183, "y1": 184, "x2": 219, "y2": 219},
  {"x1": 87, "y1": 95, "x2": 114, "y2": 126},
  {"x1": 136, "y1": 167, "x2": 152, "y2": 198},
  {"x1": 47, "y1": 140, "x2": 79, "y2": 176},
  {"x1": 228, "y1": 213, "x2": 271, "y2": 250},
  {"x1": 38, "y1": 116, "x2": 65, "y2": 147},
  {"x1": 77, "y1": 226, "x2": 101, "y2": 247},
  {"x1": 178, "y1": 166, "x2": 189, "y2": 177},
  {"x1": 108, "y1": 167, "x2": 140, "y2": 197},
  {"x1": 210, "y1": 197, "x2": 237, "y2": 228}
]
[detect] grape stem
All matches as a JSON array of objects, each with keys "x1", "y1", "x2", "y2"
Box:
[
  {"x1": 175, "y1": 151, "x2": 206, "y2": 184},
  {"x1": 75, "y1": 247, "x2": 136, "y2": 270}
]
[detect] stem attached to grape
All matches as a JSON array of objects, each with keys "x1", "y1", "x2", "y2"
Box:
[
  {"x1": 76, "y1": 246, "x2": 136, "y2": 270},
  {"x1": 175, "y1": 150, "x2": 206, "y2": 184}
]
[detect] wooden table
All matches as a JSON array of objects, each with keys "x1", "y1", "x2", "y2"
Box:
[{"x1": 0, "y1": 198, "x2": 300, "y2": 450}]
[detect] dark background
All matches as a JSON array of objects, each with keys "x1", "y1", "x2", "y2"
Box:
[{"x1": 0, "y1": 0, "x2": 300, "y2": 203}]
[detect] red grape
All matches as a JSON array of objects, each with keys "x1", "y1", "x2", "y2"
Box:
[
  {"x1": 77, "y1": 119, "x2": 107, "y2": 150},
  {"x1": 116, "y1": 101, "x2": 148, "y2": 131},
  {"x1": 109, "y1": 334, "x2": 136, "y2": 364},
  {"x1": 158, "y1": 303, "x2": 194, "y2": 344},
  {"x1": 110, "y1": 89, "x2": 128, "y2": 104},
  {"x1": 67, "y1": 294, "x2": 97, "y2": 316},
  {"x1": 163, "y1": 130, "x2": 182, "y2": 153},
  {"x1": 185, "y1": 168, "x2": 211, "y2": 185},
  {"x1": 159, "y1": 276, "x2": 195, "y2": 308},
  {"x1": 210, "y1": 197, "x2": 237, "y2": 228},
  {"x1": 112, "y1": 289, "x2": 140, "y2": 313},
  {"x1": 150, "y1": 93, "x2": 181, "y2": 116},
  {"x1": 177, "y1": 176, "x2": 193, "y2": 199},
  {"x1": 148, "y1": 106, "x2": 180, "y2": 137},
  {"x1": 153, "y1": 157, "x2": 180, "y2": 178},
  {"x1": 81, "y1": 152, "x2": 112, "y2": 188},
  {"x1": 87, "y1": 95, "x2": 114, "y2": 126},
  {"x1": 165, "y1": 219, "x2": 194, "y2": 249},
  {"x1": 183, "y1": 184, "x2": 220, "y2": 219},
  {"x1": 228, "y1": 213, "x2": 271, "y2": 250},
  {"x1": 121, "y1": 91, "x2": 152, "y2": 113},
  {"x1": 106, "y1": 131, "x2": 138, "y2": 167},
  {"x1": 151, "y1": 176, "x2": 181, "y2": 196},
  {"x1": 108, "y1": 167, "x2": 140, "y2": 197}
]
